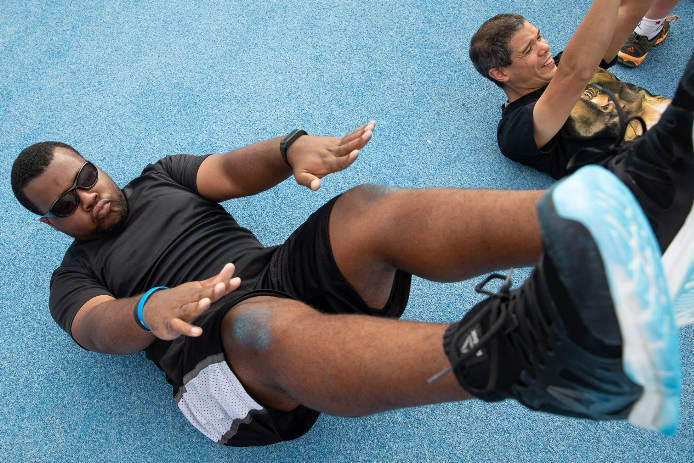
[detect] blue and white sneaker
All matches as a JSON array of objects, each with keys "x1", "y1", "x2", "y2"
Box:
[
  {"x1": 440, "y1": 166, "x2": 681, "y2": 435},
  {"x1": 609, "y1": 90, "x2": 694, "y2": 329}
]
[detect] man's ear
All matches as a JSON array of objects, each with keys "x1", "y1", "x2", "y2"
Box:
[
  {"x1": 489, "y1": 67, "x2": 509, "y2": 84},
  {"x1": 40, "y1": 217, "x2": 59, "y2": 231}
]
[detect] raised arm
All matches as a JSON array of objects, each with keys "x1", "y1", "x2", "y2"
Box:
[
  {"x1": 71, "y1": 264, "x2": 240, "y2": 354},
  {"x1": 533, "y1": 0, "x2": 653, "y2": 148},
  {"x1": 197, "y1": 121, "x2": 375, "y2": 202}
]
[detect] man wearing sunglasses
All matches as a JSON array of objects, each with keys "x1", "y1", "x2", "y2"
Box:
[
  {"x1": 10, "y1": 106, "x2": 694, "y2": 445},
  {"x1": 28, "y1": 155, "x2": 130, "y2": 242}
]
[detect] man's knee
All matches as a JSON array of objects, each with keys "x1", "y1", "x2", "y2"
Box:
[
  {"x1": 221, "y1": 296, "x2": 317, "y2": 357},
  {"x1": 339, "y1": 183, "x2": 398, "y2": 208},
  {"x1": 331, "y1": 184, "x2": 399, "y2": 229},
  {"x1": 224, "y1": 303, "x2": 274, "y2": 354},
  {"x1": 221, "y1": 296, "x2": 317, "y2": 410}
]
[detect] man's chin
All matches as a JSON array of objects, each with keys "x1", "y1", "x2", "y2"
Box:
[{"x1": 75, "y1": 195, "x2": 129, "y2": 242}]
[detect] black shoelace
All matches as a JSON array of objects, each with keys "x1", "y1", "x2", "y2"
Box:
[
  {"x1": 429, "y1": 270, "x2": 515, "y2": 386},
  {"x1": 566, "y1": 85, "x2": 648, "y2": 173},
  {"x1": 429, "y1": 268, "x2": 557, "y2": 398}
]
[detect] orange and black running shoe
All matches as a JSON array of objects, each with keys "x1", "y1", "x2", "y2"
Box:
[{"x1": 618, "y1": 15, "x2": 677, "y2": 67}]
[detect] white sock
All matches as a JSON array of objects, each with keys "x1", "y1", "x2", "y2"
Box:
[{"x1": 634, "y1": 17, "x2": 667, "y2": 40}]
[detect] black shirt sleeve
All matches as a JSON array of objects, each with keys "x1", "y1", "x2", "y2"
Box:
[
  {"x1": 49, "y1": 253, "x2": 114, "y2": 336},
  {"x1": 497, "y1": 99, "x2": 562, "y2": 178},
  {"x1": 148, "y1": 154, "x2": 210, "y2": 195}
]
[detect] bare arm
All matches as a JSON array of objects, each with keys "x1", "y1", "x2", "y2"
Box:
[
  {"x1": 196, "y1": 121, "x2": 375, "y2": 202},
  {"x1": 533, "y1": 0, "x2": 653, "y2": 149},
  {"x1": 71, "y1": 264, "x2": 240, "y2": 354}
]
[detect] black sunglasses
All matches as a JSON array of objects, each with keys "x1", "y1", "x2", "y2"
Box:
[{"x1": 41, "y1": 161, "x2": 99, "y2": 218}]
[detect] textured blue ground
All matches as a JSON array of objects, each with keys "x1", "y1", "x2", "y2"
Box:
[{"x1": 1, "y1": 1, "x2": 693, "y2": 461}]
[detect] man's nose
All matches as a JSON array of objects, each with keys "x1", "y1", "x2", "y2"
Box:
[
  {"x1": 539, "y1": 40, "x2": 550, "y2": 54},
  {"x1": 76, "y1": 186, "x2": 98, "y2": 210}
]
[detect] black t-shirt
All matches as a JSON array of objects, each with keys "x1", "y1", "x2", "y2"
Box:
[
  {"x1": 49, "y1": 154, "x2": 265, "y2": 338},
  {"x1": 497, "y1": 53, "x2": 670, "y2": 179}
]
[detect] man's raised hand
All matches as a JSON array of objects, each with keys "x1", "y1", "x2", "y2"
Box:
[
  {"x1": 142, "y1": 263, "x2": 240, "y2": 340},
  {"x1": 288, "y1": 121, "x2": 376, "y2": 190}
]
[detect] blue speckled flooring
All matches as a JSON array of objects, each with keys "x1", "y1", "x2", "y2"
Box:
[{"x1": 1, "y1": 1, "x2": 692, "y2": 461}]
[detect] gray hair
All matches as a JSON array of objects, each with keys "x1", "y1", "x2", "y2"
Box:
[{"x1": 470, "y1": 14, "x2": 527, "y2": 88}]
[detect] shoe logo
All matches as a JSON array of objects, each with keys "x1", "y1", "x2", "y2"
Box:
[
  {"x1": 460, "y1": 326, "x2": 485, "y2": 358},
  {"x1": 627, "y1": 47, "x2": 634, "y2": 52}
]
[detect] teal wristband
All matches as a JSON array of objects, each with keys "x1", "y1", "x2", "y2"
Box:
[{"x1": 134, "y1": 286, "x2": 168, "y2": 331}]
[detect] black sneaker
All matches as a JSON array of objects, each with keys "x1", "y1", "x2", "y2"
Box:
[
  {"x1": 566, "y1": 50, "x2": 694, "y2": 326},
  {"x1": 435, "y1": 166, "x2": 681, "y2": 434}
]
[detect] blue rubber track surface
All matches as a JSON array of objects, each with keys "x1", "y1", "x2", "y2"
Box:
[{"x1": 1, "y1": 1, "x2": 692, "y2": 461}]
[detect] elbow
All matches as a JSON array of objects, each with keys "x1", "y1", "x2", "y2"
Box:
[
  {"x1": 77, "y1": 330, "x2": 141, "y2": 355},
  {"x1": 558, "y1": 59, "x2": 598, "y2": 86},
  {"x1": 575, "y1": 67, "x2": 597, "y2": 84}
]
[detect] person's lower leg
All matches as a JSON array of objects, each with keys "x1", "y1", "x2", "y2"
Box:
[
  {"x1": 605, "y1": 0, "x2": 655, "y2": 60},
  {"x1": 222, "y1": 296, "x2": 473, "y2": 416},
  {"x1": 643, "y1": 0, "x2": 679, "y2": 21}
]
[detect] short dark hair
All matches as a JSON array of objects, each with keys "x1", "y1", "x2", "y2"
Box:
[
  {"x1": 470, "y1": 14, "x2": 527, "y2": 88},
  {"x1": 11, "y1": 141, "x2": 83, "y2": 215}
]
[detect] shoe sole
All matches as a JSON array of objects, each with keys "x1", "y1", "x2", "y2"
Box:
[
  {"x1": 662, "y1": 185, "x2": 694, "y2": 328},
  {"x1": 618, "y1": 53, "x2": 646, "y2": 68},
  {"x1": 549, "y1": 166, "x2": 681, "y2": 435}
]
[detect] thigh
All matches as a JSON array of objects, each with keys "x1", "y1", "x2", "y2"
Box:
[
  {"x1": 265, "y1": 193, "x2": 411, "y2": 318},
  {"x1": 221, "y1": 296, "x2": 317, "y2": 411}
]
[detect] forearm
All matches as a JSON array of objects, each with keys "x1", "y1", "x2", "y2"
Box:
[
  {"x1": 198, "y1": 137, "x2": 293, "y2": 202},
  {"x1": 197, "y1": 122, "x2": 374, "y2": 201},
  {"x1": 74, "y1": 296, "x2": 155, "y2": 355},
  {"x1": 534, "y1": 0, "x2": 634, "y2": 147},
  {"x1": 561, "y1": 0, "x2": 625, "y2": 79}
]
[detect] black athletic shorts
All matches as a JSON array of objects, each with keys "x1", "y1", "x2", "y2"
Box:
[{"x1": 147, "y1": 195, "x2": 412, "y2": 447}]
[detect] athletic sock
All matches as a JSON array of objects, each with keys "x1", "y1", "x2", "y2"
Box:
[{"x1": 635, "y1": 17, "x2": 668, "y2": 40}]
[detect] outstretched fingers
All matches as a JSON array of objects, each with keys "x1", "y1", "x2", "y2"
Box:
[
  {"x1": 202, "y1": 262, "x2": 237, "y2": 286},
  {"x1": 167, "y1": 279, "x2": 240, "y2": 337},
  {"x1": 326, "y1": 122, "x2": 374, "y2": 167},
  {"x1": 340, "y1": 121, "x2": 375, "y2": 147},
  {"x1": 153, "y1": 265, "x2": 241, "y2": 339},
  {"x1": 291, "y1": 121, "x2": 375, "y2": 191},
  {"x1": 200, "y1": 263, "x2": 241, "y2": 297}
]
